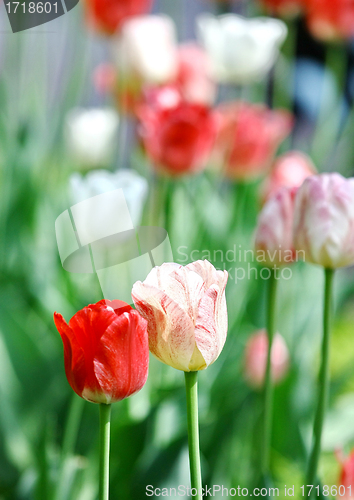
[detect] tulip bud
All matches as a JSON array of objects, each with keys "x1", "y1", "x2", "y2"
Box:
[
  {"x1": 54, "y1": 300, "x2": 149, "y2": 404},
  {"x1": 261, "y1": 151, "x2": 316, "y2": 204},
  {"x1": 293, "y1": 173, "x2": 354, "y2": 269},
  {"x1": 337, "y1": 449, "x2": 354, "y2": 499},
  {"x1": 254, "y1": 186, "x2": 297, "y2": 267},
  {"x1": 132, "y1": 260, "x2": 228, "y2": 372},
  {"x1": 244, "y1": 330, "x2": 289, "y2": 389},
  {"x1": 197, "y1": 14, "x2": 287, "y2": 84},
  {"x1": 213, "y1": 102, "x2": 293, "y2": 180}
]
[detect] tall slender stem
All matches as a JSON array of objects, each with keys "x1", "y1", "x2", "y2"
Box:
[
  {"x1": 99, "y1": 403, "x2": 111, "y2": 500},
  {"x1": 260, "y1": 269, "x2": 278, "y2": 477},
  {"x1": 306, "y1": 268, "x2": 335, "y2": 497},
  {"x1": 185, "y1": 371, "x2": 202, "y2": 500}
]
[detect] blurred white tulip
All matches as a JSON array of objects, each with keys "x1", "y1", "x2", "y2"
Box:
[
  {"x1": 197, "y1": 14, "x2": 287, "y2": 84},
  {"x1": 70, "y1": 169, "x2": 148, "y2": 227},
  {"x1": 113, "y1": 15, "x2": 178, "y2": 85},
  {"x1": 66, "y1": 108, "x2": 119, "y2": 169}
]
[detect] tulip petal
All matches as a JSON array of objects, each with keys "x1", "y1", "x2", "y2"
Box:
[
  {"x1": 132, "y1": 282, "x2": 196, "y2": 371},
  {"x1": 93, "y1": 310, "x2": 148, "y2": 402},
  {"x1": 194, "y1": 278, "x2": 228, "y2": 369},
  {"x1": 66, "y1": 302, "x2": 124, "y2": 400},
  {"x1": 186, "y1": 259, "x2": 227, "y2": 290},
  {"x1": 54, "y1": 312, "x2": 86, "y2": 397},
  {"x1": 143, "y1": 263, "x2": 206, "y2": 324}
]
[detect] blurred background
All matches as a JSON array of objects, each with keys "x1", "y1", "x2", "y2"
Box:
[{"x1": 2, "y1": 0, "x2": 354, "y2": 498}]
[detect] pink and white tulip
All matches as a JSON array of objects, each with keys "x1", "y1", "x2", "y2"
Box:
[
  {"x1": 244, "y1": 330, "x2": 289, "y2": 389},
  {"x1": 132, "y1": 260, "x2": 228, "y2": 372},
  {"x1": 294, "y1": 173, "x2": 354, "y2": 269},
  {"x1": 255, "y1": 186, "x2": 297, "y2": 267}
]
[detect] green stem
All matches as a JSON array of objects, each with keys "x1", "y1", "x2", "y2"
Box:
[
  {"x1": 260, "y1": 269, "x2": 278, "y2": 477},
  {"x1": 305, "y1": 268, "x2": 335, "y2": 498},
  {"x1": 99, "y1": 403, "x2": 111, "y2": 500},
  {"x1": 185, "y1": 371, "x2": 202, "y2": 500},
  {"x1": 54, "y1": 395, "x2": 84, "y2": 500}
]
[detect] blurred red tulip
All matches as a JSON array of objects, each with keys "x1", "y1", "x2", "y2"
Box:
[
  {"x1": 306, "y1": 0, "x2": 354, "y2": 41},
  {"x1": 138, "y1": 87, "x2": 216, "y2": 176},
  {"x1": 54, "y1": 300, "x2": 149, "y2": 404},
  {"x1": 84, "y1": 0, "x2": 153, "y2": 36},
  {"x1": 244, "y1": 330, "x2": 289, "y2": 389},
  {"x1": 259, "y1": 0, "x2": 305, "y2": 17},
  {"x1": 337, "y1": 450, "x2": 354, "y2": 499},
  {"x1": 261, "y1": 151, "x2": 316, "y2": 203},
  {"x1": 214, "y1": 102, "x2": 293, "y2": 180}
]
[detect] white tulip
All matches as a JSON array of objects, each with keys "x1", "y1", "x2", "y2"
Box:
[
  {"x1": 197, "y1": 14, "x2": 287, "y2": 84},
  {"x1": 113, "y1": 15, "x2": 178, "y2": 85},
  {"x1": 66, "y1": 108, "x2": 119, "y2": 169},
  {"x1": 70, "y1": 169, "x2": 148, "y2": 227}
]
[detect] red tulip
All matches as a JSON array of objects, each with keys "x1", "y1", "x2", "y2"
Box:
[
  {"x1": 261, "y1": 151, "x2": 316, "y2": 203},
  {"x1": 337, "y1": 450, "x2": 354, "y2": 499},
  {"x1": 84, "y1": 0, "x2": 153, "y2": 36},
  {"x1": 213, "y1": 101, "x2": 293, "y2": 180},
  {"x1": 54, "y1": 300, "x2": 149, "y2": 404},
  {"x1": 305, "y1": 0, "x2": 354, "y2": 41},
  {"x1": 138, "y1": 87, "x2": 216, "y2": 176}
]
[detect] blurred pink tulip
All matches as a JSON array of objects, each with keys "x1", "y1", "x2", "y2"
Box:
[
  {"x1": 138, "y1": 87, "x2": 216, "y2": 176},
  {"x1": 294, "y1": 173, "x2": 354, "y2": 269},
  {"x1": 337, "y1": 450, "x2": 354, "y2": 499},
  {"x1": 93, "y1": 63, "x2": 117, "y2": 95},
  {"x1": 176, "y1": 43, "x2": 216, "y2": 105},
  {"x1": 213, "y1": 102, "x2": 293, "y2": 180},
  {"x1": 261, "y1": 151, "x2": 316, "y2": 203},
  {"x1": 244, "y1": 330, "x2": 289, "y2": 389},
  {"x1": 255, "y1": 186, "x2": 297, "y2": 267},
  {"x1": 132, "y1": 260, "x2": 228, "y2": 372}
]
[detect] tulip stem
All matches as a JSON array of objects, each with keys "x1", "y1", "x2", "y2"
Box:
[
  {"x1": 99, "y1": 403, "x2": 111, "y2": 500},
  {"x1": 305, "y1": 268, "x2": 335, "y2": 498},
  {"x1": 261, "y1": 269, "x2": 278, "y2": 478},
  {"x1": 185, "y1": 371, "x2": 202, "y2": 500}
]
